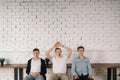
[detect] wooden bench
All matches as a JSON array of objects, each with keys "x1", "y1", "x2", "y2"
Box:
[{"x1": 0, "y1": 63, "x2": 120, "y2": 80}]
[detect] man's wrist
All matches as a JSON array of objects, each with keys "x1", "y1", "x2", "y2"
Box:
[{"x1": 53, "y1": 45, "x2": 56, "y2": 48}]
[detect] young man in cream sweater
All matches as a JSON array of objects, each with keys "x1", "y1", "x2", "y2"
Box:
[{"x1": 46, "y1": 41, "x2": 72, "y2": 80}]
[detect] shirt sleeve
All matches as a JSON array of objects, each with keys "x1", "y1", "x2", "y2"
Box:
[
  {"x1": 51, "y1": 57, "x2": 54, "y2": 62},
  {"x1": 87, "y1": 58, "x2": 92, "y2": 74},
  {"x1": 71, "y1": 59, "x2": 77, "y2": 76},
  {"x1": 64, "y1": 56, "x2": 69, "y2": 61}
]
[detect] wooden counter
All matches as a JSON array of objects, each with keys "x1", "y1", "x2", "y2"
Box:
[
  {"x1": 1, "y1": 63, "x2": 120, "y2": 68},
  {"x1": 0, "y1": 63, "x2": 120, "y2": 80}
]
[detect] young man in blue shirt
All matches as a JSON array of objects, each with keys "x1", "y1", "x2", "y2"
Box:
[{"x1": 71, "y1": 46, "x2": 92, "y2": 80}]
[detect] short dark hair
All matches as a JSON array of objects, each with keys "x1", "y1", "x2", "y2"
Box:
[
  {"x1": 33, "y1": 48, "x2": 39, "y2": 52},
  {"x1": 77, "y1": 46, "x2": 85, "y2": 51},
  {"x1": 55, "y1": 48, "x2": 61, "y2": 52}
]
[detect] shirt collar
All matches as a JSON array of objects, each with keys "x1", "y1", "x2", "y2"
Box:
[{"x1": 77, "y1": 56, "x2": 86, "y2": 59}]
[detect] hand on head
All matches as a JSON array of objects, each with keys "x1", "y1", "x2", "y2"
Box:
[{"x1": 54, "y1": 41, "x2": 63, "y2": 47}]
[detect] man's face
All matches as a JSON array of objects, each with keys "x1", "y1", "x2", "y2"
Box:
[
  {"x1": 78, "y1": 48, "x2": 84, "y2": 56},
  {"x1": 33, "y1": 51, "x2": 40, "y2": 58},
  {"x1": 55, "y1": 49, "x2": 62, "y2": 57}
]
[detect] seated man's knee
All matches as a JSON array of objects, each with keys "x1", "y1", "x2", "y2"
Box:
[
  {"x1": 36, "y1": 75, "x2": 44, "y2": 80},
  {"x1": 24, "y1": 75, "x2": 33, "y2": 80}
]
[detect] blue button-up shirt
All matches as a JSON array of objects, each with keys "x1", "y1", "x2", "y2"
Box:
[{"x1": 71, "y1": 56, "x2": 92, "y2": 76}]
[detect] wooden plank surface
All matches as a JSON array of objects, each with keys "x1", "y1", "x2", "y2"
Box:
[{"x1": 0, "y1": 63, "x2": 120, "y2": 68}]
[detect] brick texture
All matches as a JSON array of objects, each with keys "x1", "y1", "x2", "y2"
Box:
[{"x1": 0, "y1": 0, "x2": 120, "y2": 80}]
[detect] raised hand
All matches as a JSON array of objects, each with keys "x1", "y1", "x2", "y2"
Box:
[{"x1": 55, "y1": 41, "x2": 63, "y2": 47}]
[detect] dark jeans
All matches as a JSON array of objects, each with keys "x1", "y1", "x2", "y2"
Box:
[{"x1": 78, "y1": 74, "x2": 88, "y2": 80}]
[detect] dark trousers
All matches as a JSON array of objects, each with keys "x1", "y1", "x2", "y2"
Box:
[{"x1": 78, "y1": 74, "x2": 88, "y2": 80}]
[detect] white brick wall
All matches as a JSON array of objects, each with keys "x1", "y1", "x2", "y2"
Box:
[{"x1": 0, "y1": 0, "x2": 120, "y2": 80}]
